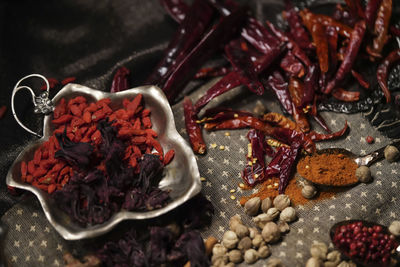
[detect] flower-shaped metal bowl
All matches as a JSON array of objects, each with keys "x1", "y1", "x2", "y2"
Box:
[{"x1": 6, "y1": 81, "x2": 201, "y2": 240}]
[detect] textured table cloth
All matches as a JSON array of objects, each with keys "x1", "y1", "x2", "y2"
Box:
[{"x1": 0, "y1": 0, "x2": 399, "y2": 266}]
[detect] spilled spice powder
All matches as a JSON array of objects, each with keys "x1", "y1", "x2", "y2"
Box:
[
  {"x1": 297, "y1": 153, "x2": 358, "y2": 186},
  {"x1": 240, "y1": 177, "x2": 349, "y2": 206}
]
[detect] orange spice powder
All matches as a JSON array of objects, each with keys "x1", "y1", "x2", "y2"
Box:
[{"x1": 297, "y1": 153, "x2": 358, "y2": 186}]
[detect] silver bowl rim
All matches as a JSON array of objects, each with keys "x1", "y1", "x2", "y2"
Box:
[{"x1": 6, "y1": 83, "x2": 202, "y2": 240}]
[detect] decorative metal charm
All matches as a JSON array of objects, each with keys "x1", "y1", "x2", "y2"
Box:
[{"x1": 11, "y1": 74, "x2": 54, "y2": 137}]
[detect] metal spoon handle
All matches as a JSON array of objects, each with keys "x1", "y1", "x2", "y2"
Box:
[{"x1": 355, "y1": 141, "x2": 400, "y2": 166}]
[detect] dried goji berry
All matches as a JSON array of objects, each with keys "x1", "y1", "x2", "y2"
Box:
[
  {"x1": 27, "y1": 160, "x2": 35, "y2": 174},
  {"x1": 48, "y1": 184, "x2": 56, "y2": 194},
  {"x1": 123, "y1": 98, "x2": 131, "y2": 109},
  {"x1": 78, "y1": 102, "x2": 88, "y2": 112},
  {"x1": 129, "y1": 157, "x2": 137, "y2": 168},
  {"x1": 53, "y1": 98, "x2": 66, "y2": 119},
  {"x1": 85, "y1": 102, "x2": 98, "y2": 112},
  {"x1": 67, "y1": 133, "x2": 75, "y2": 141},
  {"x1": 39, "y1": 176, "x2": 52, "y2": 184},
  {"x1": 132, "y1": 146, "x2": 141, "y2": 157},
  {"x1": 127, "y1": 94, "x2": 143, "y2": 113},
  {"x1": 39, "y1": 159, "x2": 53, "y2": 171},
  {"x1": 21, "y1": 161, "x2": 27, "y2": 177},
  {"x1": 33, "y1": 149, "x2": 42, "y2": 165},
  {"x1": 61, "y1": 77, "x2": 76, "y2": 85},
  {"x1": 0, "y1": 106, "x2": 7, "y2": 119},
  {"x1": 142, "y1": 116, "x2": 152, "y2": 128},
  {"x1": 133, "y1": 118, "x2": 141, "y2": 129},
  {"x1": 60, "y1": 166, "x2": 70, "y2": 176},
  {"x1": 92, "y1": 110, "x2": 106, "y2": 121},
  {"x1": 131, "y1": 136, "x2": 147, "y2": 144},
  {"x1": 40, "y1": 78, "x2": 58, "y2": 90},
  {"x1": 82, "y1": 111, "x2": 92, "y2": 123},
  {"x1": 163, "y1": 149, "x2": 175, "y2": 165},
  {"x1": 79, "y1": 126, "x2": 88, "y2": 135},
  {"x1": 26, "y1": 175, "x2": 33, "y2": 183},
  {"x1": 145, "y1": 129, "x2": 158, "y2": 137},
  {"x1": 146, "y1": 137, "x2": 163, "y2": 154},
  {"x1": 70, "y1": 105, "x2": 82, "y2": 116},
  {"x1": 97, "y1": 98, "x2": 111, "y2": 106},
  {"x1": 33, "y1": 168, "x2": 47, "y2": 179},
  {"x1": 141, "y1": 109, "x2": 151, "y2": 117},
  {"x1": 71, "y1": 117, "x2": 85, "y2": 128},
  {"x1": 52, "y1": 114, "x2": 73, "y2": 124},
  {"x1": 91, "y1": 130, "x2": 102, "y2": 143}
]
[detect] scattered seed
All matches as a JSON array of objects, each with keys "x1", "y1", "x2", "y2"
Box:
[
  {"x1": 200, "y1": 177, "x2": 206, "y2": 182},
  {"x1": 219, "y1": 145, "x2": 225, "y2": 150},
  {"x1": 230, "y1": 189, "x2": 236, "y2": 193},
  {"x1": 211, "y1": 143, "x2": 217, "y2": 148},
  {"x1": 225, "y1": 132, "x2": 230, "y2": 136},
  {"x1": 230, "y1": 195, "x2": 236, "y2": 200}
]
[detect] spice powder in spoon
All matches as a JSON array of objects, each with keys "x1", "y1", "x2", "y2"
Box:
[{"x1": 297, "y1": 153, "x2": 358, "y2": 186}]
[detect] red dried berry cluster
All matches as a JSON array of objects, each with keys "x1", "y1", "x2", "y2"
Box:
[
  {"x1": 333, "y1": 221, "x2": 398, "y2": 265},
  {"x1": 20, "y1": 94, "x2": 174, "y2": 195}
]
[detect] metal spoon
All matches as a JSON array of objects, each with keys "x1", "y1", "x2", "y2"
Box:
[
  {"x1": 330, "y1": 220, "x2": 400, "y2": 267},
  {"x1": 297, "y1": 141, "x2": 400, "y2": 187}
]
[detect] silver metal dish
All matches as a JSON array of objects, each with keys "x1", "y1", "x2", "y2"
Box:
[{"x1": 6, "y1": 79, "x2": 202, "y2": 240}]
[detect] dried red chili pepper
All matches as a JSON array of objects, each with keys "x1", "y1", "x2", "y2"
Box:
[
  {"x1": 351, "y1": 70, "x2": 370, "y2": 89},
  {"x1": 366, "y1": 0, "x2": 392, "y2": 60},
  {"x1": 265, "y1": 21, "x2": 311, "y2": 67},
  {"x1": 111, "y1": 67, "x2": 130, "y2": 93},
  {"x1": 184, "y1": 97, "x2": 206, "y2": 154},
  {"x1": 282, "y1": 1, "x2": 312, "y2": 50},
  {"x1": 326, "y1": 26, "x2": 338, "y2": 76},
  {"x1": 194, "y1": 72, "x2": 242, "y2": 113},
  {"x1": 390, "y1": 25, "x2": 400, "y2": 37},
  {"x1": 262, "y1": 112, "x2": 301, "y2": 132},
  {"x1": 146, "y1": 0, "x2": 214, "y2": 87},
  {"x1": 307, "y1": 121, "x2": 348, "y2": 141},
  {"x1": 241, "y1": 17, "x2": 280, "y2": 55},
  {"x1": 300, "y1": 9, "x2": 352, "y2": 38},
  {"x1": 365, "y1": 0, "x2": 383, "y2": 29},
  {"x1": 325, "y1": 20, "x2": 366, "y2": 94},
  {"x1": 162, "y1": 8, "x2": 247, "y2": 101},
  {"x1": 265, "y1": 71, "x2": 293, "y2": 115},
  {"x1": 160, "y1": 0, "x2": 188, "y2": 23},
  {"x1": 61, "y1": 77, "x2": 76, "y2": 85},
  {"x1": 242, "y1": 129, "x2": 266, "y2": 186},
  {"x1": 332, "y1": 88, "x2": 360, "y2": 102},
  {"x1": 302, "y1": 16, "x2": 329, "y2": 73},
  {"x1": 301, "y1": 64, "x2": 318, "y2": 109},
  {"x1": 40, "y1": 78, "x2": 59, "y2": 90},
  {"x1": 288, "y1": 77, "x2": 310, "y2": 132},
  {"x1": 194, "y1": 66, "x2": 230, "y2": 79},
  {"x1": 163, "y1": 149, "x2": 175, "y2": 165},
  {"x1": 344, "y1": 0, "x2": 365, "y2": 20},
  {"x1": 311, "y1": 113, "x2": 332, "y2": 134},
  {"x1": 225, "y1": 39, "x2": 265, "y2": 95},
  {"x1": 377, "y1": 49, "x2": 400, "y2": 103},
  {"x1": 0, "y1": 106, "x2": 7, "y2": 119},
  {"x1": 332, "y1": 4, "x2": 357, "y2": 27},
  {"x1": 280, "y1": 51, "x2": 305, "y2": 78}
]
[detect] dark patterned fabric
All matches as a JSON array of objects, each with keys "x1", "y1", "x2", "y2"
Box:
[{"x1": 1, "y1": 1, "x2": 399, "y2": 266}]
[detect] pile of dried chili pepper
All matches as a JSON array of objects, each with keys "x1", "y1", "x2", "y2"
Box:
[
  {"x1": 20, "y1": 93, "x2": 174, "y2": 226},
  {"x1": 150, "y1": 0, "x2": 399, "y2": 193}
]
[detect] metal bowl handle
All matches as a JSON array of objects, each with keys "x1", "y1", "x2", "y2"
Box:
[{"x1": 11, "y1": 74, "x2": 54, "y2": 138}]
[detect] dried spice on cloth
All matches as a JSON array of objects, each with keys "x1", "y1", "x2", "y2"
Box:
[
  {"x1": 297, "y1": 153, "x2": 358, "y2": 186},
  {"x1": 240, "y1": 177, "x2": 348, "y2": 206}
]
